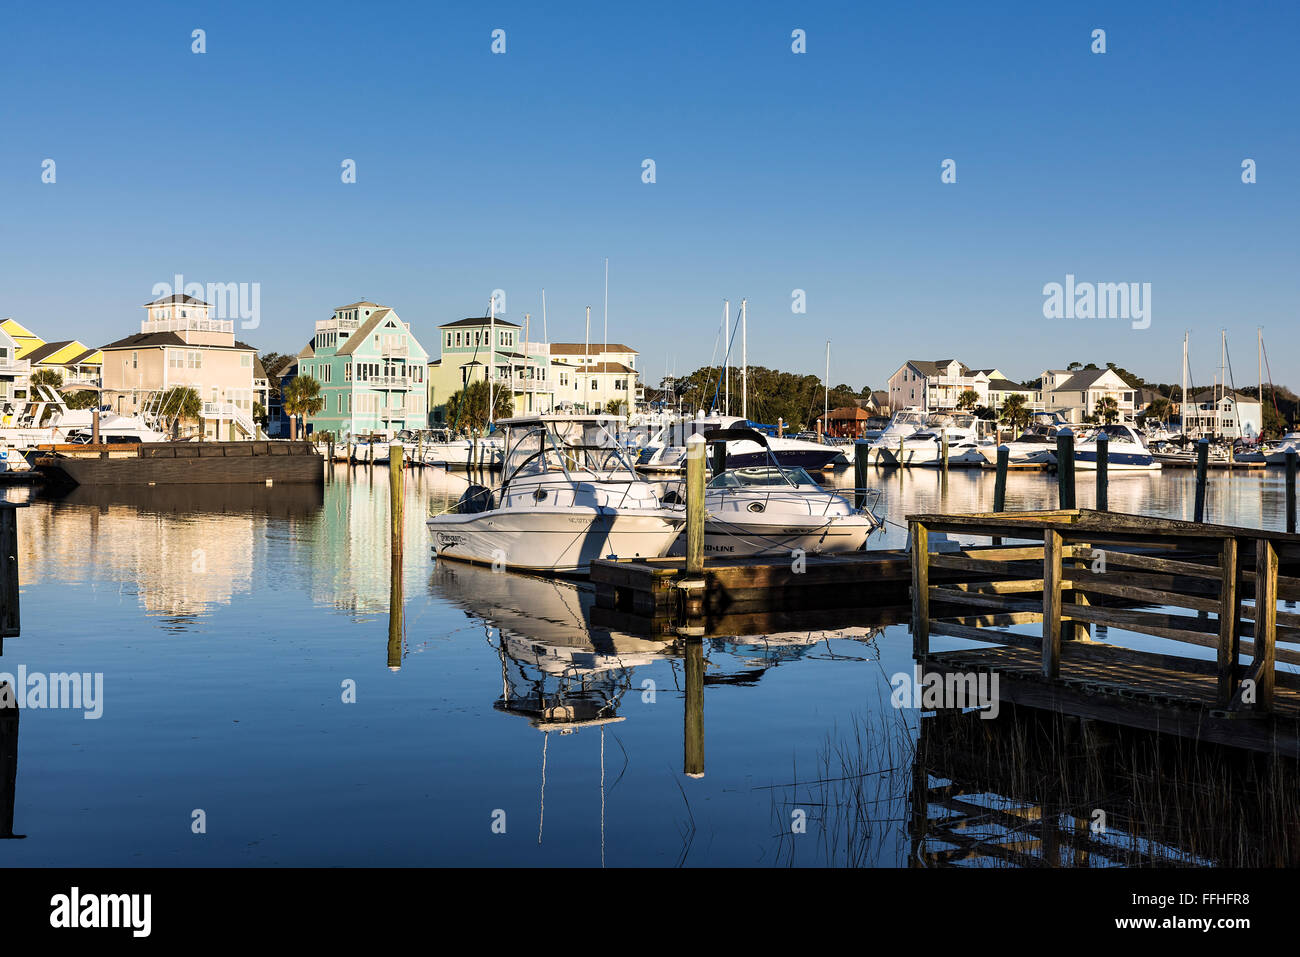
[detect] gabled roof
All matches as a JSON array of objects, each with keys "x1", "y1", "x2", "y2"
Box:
[
  {"x1": 24, "y1": 340, "x2": 78, "y2": 363},
  {"x1": 335, "y1": 308, "x2": 393, "y2": 356},
  {"x1": 904, "y1": 359, "x2": 972, "y2": 377},
  {"x1": 440, "y1": 316, "x2": 522, "y2": 329},
  {"x1": 101, "y1": 331, "x2": 255, "y2": 351},
  {"x1": 145, "y1": 294, "x2": 210, "y2": 306},
  {"x1": 1055, "y1": 368, "x2": 1125, "y2": 392}
]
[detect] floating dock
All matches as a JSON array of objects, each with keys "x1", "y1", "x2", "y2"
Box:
[{"x1": 35, "y1": 440, "x2": 324, "y2": 486}]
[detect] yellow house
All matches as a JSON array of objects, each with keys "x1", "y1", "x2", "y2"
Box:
[
  {"x1": 22, "y1": 340, "x2": 102, "y2": 387},
  {"x1": 0, "y1": 318, "x2": 44, "y2": 360}
]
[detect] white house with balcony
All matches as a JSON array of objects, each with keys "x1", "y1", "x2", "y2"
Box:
[
  {"x1": 1040, "y1": 367, "x2": 1140, "y2": 424},
  {"x1": 1182, "y1": 389, "x2": 1263, "y2": 439},
  {"x1": 0, "y1": 324, "x2": 32, "y2": 425},
  {"x1": 548, "y1": 342, "x2": 641, "y2": 412},
  {"x1": 888, "y1": 359, "x2": 1017, "y2": 412}
]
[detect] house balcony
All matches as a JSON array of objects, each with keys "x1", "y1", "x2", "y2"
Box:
[
  {"x1": 364, "y1": 376, "x2": 419, "y2": 389},
  {"x1": 0, "y1": 358, "x2": 31, "y2": 375},
  {"x1": 142, "y1": 318, "x2": 233, "y2": 335},
  {"x1": 317, "y1": 317, "x2": 362, "y2": 332}
]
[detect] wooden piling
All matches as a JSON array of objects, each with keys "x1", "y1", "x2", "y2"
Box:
[
  {"x1": 1095, "y1": 431, "x2": 1108, "y2": 511},
  {"x1": 390, "y1": 443, "x2": 404, "y2": 558},
  {"x1": 1287, "y1": 450, "x2": 1297, "y2": 534},
  {"x1": 940, "y1": 428, "x2": 948, "y2": 471},
  {"x1": 1194, "y1": 439, "x2": 1209, "y2": 522},
  {"x1": 1056, "y1": 429, "x2": 1075, "y2": 510},
  {"x1": 1216, "y1": 537, "x2": 1239, "y2": 706},
  {"x1": 993, "y1": 447, "x2": 1009, "y2": 512},
  {"x1": 0, "y1": 505, "x2": 19, "y2": 647},
  {"x1": 1254, "y1": 538, "x2": 1277, "y2": 711},
  {"x1": 854, "y1": 442, "x2": 870, "y2": 509},
  {"x1": 685, "y1": 435, "x2": 706, "y2": 575},
  {"x1": 1041, "y1": 528, "x2": 1064, "y2": 679},
  {"x1": 911, "y1": 521, "x2": 929, "y2": 658},
  {"x1": 92, "y1": 408, "x2": 100, "y2": 446}
]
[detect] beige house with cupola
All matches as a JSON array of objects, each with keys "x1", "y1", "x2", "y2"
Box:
[{"x1": 100, "y1": 294, "x2": 262, "y2": 439}]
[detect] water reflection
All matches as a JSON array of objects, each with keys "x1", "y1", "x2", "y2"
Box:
[{"x1": 0, "y1": 690, "x2": 18, "y2": 840}]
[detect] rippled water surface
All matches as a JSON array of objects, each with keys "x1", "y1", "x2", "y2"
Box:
[{"x1": 1, "y1": 464, "x2": 1291, "y2": 865}]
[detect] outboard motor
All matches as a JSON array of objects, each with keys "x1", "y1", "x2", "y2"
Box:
[{"x1": 456, "y1": 484, "x2": 493, "y2": 514}]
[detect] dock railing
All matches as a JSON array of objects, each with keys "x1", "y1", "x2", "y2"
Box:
[{"x1": 909, "y1": 509, "x2": 1300, "y2": 722}]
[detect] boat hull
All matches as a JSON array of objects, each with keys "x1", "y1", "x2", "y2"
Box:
[{"x1": 427, "y1": 508, "x2": 682, "y2": 575}]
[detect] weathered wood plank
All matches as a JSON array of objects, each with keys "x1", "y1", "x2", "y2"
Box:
[{"x1": 1042, "y1": 529, "x2": 1063, "y2": 678}]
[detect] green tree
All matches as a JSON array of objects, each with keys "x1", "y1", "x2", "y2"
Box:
[
  {"x1": 446, "y1": 378, "x2": 512, "y2": 433},
  {"x1": 65, "y1": 391, "x2": 100, "y2": 410},
  {"x1": 30, "y1": 368, "x2": 62, "y2": 389},
  {"x1": 1144, "y1": 396, "x2": 1174, "y2": 422},
  {"x1": 253, "y1": 401, "x2": 268, "y2": 430},
  {"x1": 282, "y1": 375, "x2": 325, "y2": 440},
  {"x1": 956, "y1": 389, "x2": 980, "y2": 410},
  {"x1": 604, "y1": 399, "x2": 628, "y2": 416},
  {"x1": 1000, "y1": 393, "x2": 1030, "y2": 432},
  {"x1": 1094, "y1": 396, "x2": 1120, "y2": 425}
]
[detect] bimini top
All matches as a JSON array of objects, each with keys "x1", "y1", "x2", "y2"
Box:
[{"x1": 496, "y1": 414, "x2": 628, "y2": 427}]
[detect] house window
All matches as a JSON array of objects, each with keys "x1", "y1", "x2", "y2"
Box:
[
  {"x1": 241, "y1": 354, "x2": 252, "y2": 367},
  {"x1": 446, "y1": 333, "x2": 452, "y2": 348},
  {"x1": 345, "y1": 363, "x2": 352, "y2": 382},
  {"x1": 591, "y1": 379, "x2": 598, "y2": 390},
  {"x1": 456, "y1": 332, "x2": 462, "y2": 347},
  {"x1": 188, "y1": 351, "x2": 202, "y2": 369}
]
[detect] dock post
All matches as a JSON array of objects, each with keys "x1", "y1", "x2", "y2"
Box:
[
  {"x1": 1095, "y1": 431, "x2": 1108, "y2": 511},
  {"x1": 0, "y1": 680, "x2": 16, "y2": 838},
  {"x1": 1254, "y1": 538, "x2": 1277, "y2": 711},
  {"x1": 92, "y1": 408, "x2": 100, "y2": 446},
  {"x1": 1056, "y1": 428, "x2": 1075, "y2": 510},
  {"x1": 940, "y1": 428, "x2": 948, "y2": 471},
  {"x1": 327, "y1": 435, "x2": 334, "y2": 469},
  {"x1": 993, "y1": 446, "x2": 1009, "y2": 512},
  {"x1": 1194, "y1": 438, "x2": 1209, "y2": 522},
  {"x1": 910, "y1": 521, "x2": 929, "y2": 658},
  {"x1": 1042, "y1": 528, "x2": 1064, "y2": 678},
  {"x1": 854, "y1": 442, "x2": 870, "y2": 509},
  {"x1": 685, "y1": 434, "x2": 706, "y2": 576},
  {"x1": 390, "y1": 443, "x2": 404, "y2": 558},
  {"x1": 1287, "y1": 450, "x2": 1298, "y2": 534},
  {"x1": 368, "y1": 435, "x2": 375, "y2": 467},
  {"x1": 684, "y1": 638, "x2": 704, "y2": 778}
]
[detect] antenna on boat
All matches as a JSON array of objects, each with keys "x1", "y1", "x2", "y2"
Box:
[
  {"x1": 824, "y1": 339, "x2": 831, "y2": 431},
  {"x1": 723, "y1": 299, "x2": 730, "y2": 416},
  {"x1": 542, "y1": 289, "x2": 549, "y2": 413},
  {"x1": 584, "y1": 306, "x2": 591, "y2": 414},
  {"x1": 488, "y1": 292, "x2": 497, "y2": 430}
]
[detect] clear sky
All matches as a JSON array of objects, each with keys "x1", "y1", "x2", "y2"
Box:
[{"x1": 2, "y1": 0, "x2": 1296, "y2": 391}]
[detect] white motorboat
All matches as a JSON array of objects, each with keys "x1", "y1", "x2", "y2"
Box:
[
  {"x1": 875, "y1": 413, "x2": 995, "y2": 467},
  {"x1": 351, "y1": 438, "x2": 390, "y2": 464},
  {"x1": 662, "y1": 426, "x2": 882, "y2": 558},
  {"x1": 414, "y1": 430, "x2": 504, "y2": 470},
  {"x1": 637, "y1": 414, "x2": 848, "y2": 474},
  {"x1": 426, "y1": 414, "x2": 684, "y2": 575},
  {"x1": 1074, "y1": 424, "x2": 1162, "y2": 471},
  {"x1": 860, "y1": 408, "x2": 928, "y2": 465},
  {"x1": 1000, "y1": 412, "x2": 1069, "y2": 466},
  {"x1": 1265, "y1": 433, "x2": 1300, "y2": 465}
]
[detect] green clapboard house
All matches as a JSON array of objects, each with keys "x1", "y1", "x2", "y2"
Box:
[{"x1": 299, "y1": 301, "x2": 430, "y2": 439}]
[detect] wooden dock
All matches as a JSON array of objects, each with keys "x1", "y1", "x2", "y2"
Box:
[
  {"x1": 911, "y1": 508, "x2": 1300, "y2": 756},
  {"x1": 591, "y1": 551, "x2": 918, "y2": 619},
  {"x1": 35, "y1": 440, "x2": 324, "y2": 486}
]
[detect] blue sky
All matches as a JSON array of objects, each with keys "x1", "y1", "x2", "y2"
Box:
[{"x1": 2, "y1": 0, "x2": 1297, "y2": 391}]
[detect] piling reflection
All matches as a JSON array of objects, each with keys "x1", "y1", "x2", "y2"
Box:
[{"x1": 0, "y1": 688, "x2": 19, "y2": 840}]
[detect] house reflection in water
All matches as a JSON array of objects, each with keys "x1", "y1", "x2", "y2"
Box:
[{"x1": 0, "y1": 685, "x2": 19, "y2": 840}]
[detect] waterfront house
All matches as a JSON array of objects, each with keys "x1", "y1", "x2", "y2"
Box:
[
  {"x1": 428, "y1": 316, "x2": 556, "y2": 425},
  {"x1": 1040, "y1": 367, "x2": 1139, "y2": 424},
  {"x1": 0, "y1": 325, "x2": 32, "y2": 425},
  {"x1": 888, "y1": 359, "x2": 1013, "y2": 412},
  {"x1": 548, "y1": 343, "x2": 641, "y2": 413},
  {"x1": 1183, "y1": 389, "x2": 1263, "y2": 440},
  {"x1": 299, "y1": 301, "x2": 430, "y2": 439},
  {"x1": 100, "y1": 295, "x2": 261, "y2": 440}
]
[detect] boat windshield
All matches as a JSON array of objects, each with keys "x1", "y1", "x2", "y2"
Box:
[
  {"x1": 708, "y1": 466, "x2": 818, "y2": 489},
  {"x1": 501, "y1": 420, "x2": 637, "y2": 483}
]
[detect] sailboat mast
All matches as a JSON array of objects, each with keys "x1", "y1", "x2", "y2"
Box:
[
  {"x1": 723, "y1": 299, "x2": 730, "y2": 416},
  {"x1": 740, "y1": 298, "x2": 747, "y2": 422},
  {"x1": 584, "y1": 305, "x2": 591, "y2": 414},
  {"x1": 1181, "y1": 331, "x2": 1188, "y2": 438},
  {"x1": 824, "y1": 339, "x2": 830, "y2": 427},
  {"x1": 489, "y1": 293, "x2": 496, "y2": 428},
  {"x1": 524, "y1": 313, "x2": 532, "y2": 413}
]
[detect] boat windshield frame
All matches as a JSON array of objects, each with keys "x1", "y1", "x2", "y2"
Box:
[
  {"x1": 500, "y1": 418, "x2": 642, "y2": 486},
  {"x1": 707, "y1": 465, "x2": 819, "y2": 490}
]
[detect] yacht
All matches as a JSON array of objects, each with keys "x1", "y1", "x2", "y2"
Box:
[
  {"x1": 875, "y1": 413, "x2": 995, "y2": 467},
  {"x1": 1265, "y1": 433, "x2": 1300, "y2": 465},
  {"x1": 637, "y1": 414, "x2": 848, "y2": 474},
  {"x1": 859, "y1": 407, "x2": 928, "y2": 465},
  {"x1": 426, "y1": 414, "x2": 684, "y2": 575},
  {"x1": 672, "y1": 427, "x2": 881, "y2": 557},
  {"x1": 1001, "y1": 412, "x2": 1069, "y2": 467},
  {"x1": 1074, "y1": 424, "x2": 1162, "y2": 471}
]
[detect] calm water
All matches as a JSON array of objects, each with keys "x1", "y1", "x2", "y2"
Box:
[{"x1": 1, "y1": 464, "x2": 1293, "y2": 866}]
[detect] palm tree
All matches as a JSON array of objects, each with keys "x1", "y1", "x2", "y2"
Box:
[
  {"x1": 282, "y1": 376, "x2": 325, "y2": 440},
  {"x1": 30, "y1": 368, "x2": 63, "y2": 389},
  {"x1": 1145, "y1": 396, "x2": 1174, "y2": 424},
  {"x1": 1000, "y1": 393, "x2": 1030, "y2": 432},
  {"x1": 157, "y1": 386, "x2": 202, "y2": 436},
  {"x1": 1095, "y1": 396, "x2": 1120, "y2": 425},
  {"x1": 956, "y1": 389, "x2": 980, "y2": 411},
  {"x1": 446, "y1": 379, "x2": 512, "y2": 433}
]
